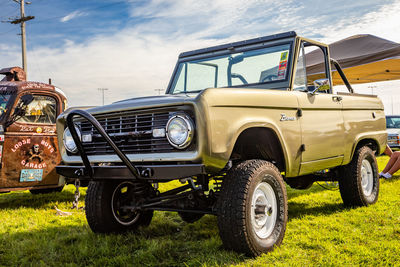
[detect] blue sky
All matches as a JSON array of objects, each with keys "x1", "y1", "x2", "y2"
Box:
[{"x1": 0, "y1": 0, "x2": 400, "y2": 108}]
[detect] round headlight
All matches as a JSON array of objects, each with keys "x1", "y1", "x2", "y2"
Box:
[
  {"x1": 166, "y1": 115, "x2": 194, "y2": 149},
  {"x1": 63, "y1": 126, "x2": 81, "y2": 153}
]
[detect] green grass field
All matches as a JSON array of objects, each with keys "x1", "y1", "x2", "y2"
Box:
[{"x1": 1, "y1": 156, "x2": 399, "y2": 266}]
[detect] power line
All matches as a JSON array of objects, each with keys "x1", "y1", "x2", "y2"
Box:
[
  {"x1": 26, "y1": 33, "x2": 44, "y2": 82},
  {"x1": 0, "y1": 28, "x2": 16, "y2": 36},
  {"x1": 0, "y1": 6, "x2": 20, "y2": 19},
  {"x1": 29, "y1": 1, "x2": 127, "y2": 25},
  {"x1": 1, "y1": 1, "x2": 128, "y2": 36}
]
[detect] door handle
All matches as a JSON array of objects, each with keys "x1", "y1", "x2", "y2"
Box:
[{"x1": 332, "y1": 96, "x2": 342, "y2": 102}]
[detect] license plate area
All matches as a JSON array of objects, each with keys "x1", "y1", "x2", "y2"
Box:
[{"x1": 20, "y1": 169, "x2": 43, "y2": 182}]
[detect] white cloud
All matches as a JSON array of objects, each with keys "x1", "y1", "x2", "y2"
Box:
[
  {"x1": 317, "y1": 0, "x2": 400, "y2": 43},
  {"x1": 60, "y1": 11, "x2": 88, "y2": 23},
  {"x1": 2, "y1": 0, "x2": 399, "y2": 107}
]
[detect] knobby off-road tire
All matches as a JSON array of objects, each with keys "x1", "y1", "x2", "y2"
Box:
[
  {"x1": 339, "y1": 146, "x2": 379, "y2": 207},
  {"x1": 178, "y1": 212, "x2": 204, "y2": 223},
  {"x1": 217, "y1": 160, "x2": 288, "y2": 257},
  {"x1": 30, "y1": 185, "x2": 64, "y2": 194},
  {"x1": 85, "y1": 181, "x2": 153, "y2": 233}
]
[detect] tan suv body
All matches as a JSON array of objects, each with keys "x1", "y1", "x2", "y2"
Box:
[{"x1": 56, "y1": 32, "x2": 387, "y2": 256}]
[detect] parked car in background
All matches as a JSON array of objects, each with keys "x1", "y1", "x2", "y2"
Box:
[{"x1": 386, "y1": 115, "x2": 400, "y2": 149}]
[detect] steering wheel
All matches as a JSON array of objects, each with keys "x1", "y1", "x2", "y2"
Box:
[
  {"x1": 231, "y1": 73, "x2": 248, "y2": 85},
  {"x1": 261, "y1": 74, "x2": 278, "y2": 83}
]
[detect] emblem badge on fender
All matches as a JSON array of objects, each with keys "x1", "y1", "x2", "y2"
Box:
[{"x1": 280, "y1": 113, "x2": 295, "y2": 121}]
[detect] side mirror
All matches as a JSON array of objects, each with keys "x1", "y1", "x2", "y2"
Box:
[
  {"x1": 20, "y1": 94, "x2": 34, "y2": 106},
  {"x1": 4, "y1": 94, "x2": 34, "y2": 128},
  {"x1": 310, "y1": 78, "x2": 330, "y2": 95}
]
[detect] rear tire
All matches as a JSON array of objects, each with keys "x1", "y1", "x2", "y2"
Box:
[
  {"x1": 85, "y1": 181, "x2": 153, "y2": 233},
  {"x1": 217, "y1": 160, "x2": 288, "y2": 256},
  {"x1": 30, "y1": 185, "x2": 64, "y2": 194},
  {"x1": 339, "y1": 146, "x2": 379, "y2": 207}
]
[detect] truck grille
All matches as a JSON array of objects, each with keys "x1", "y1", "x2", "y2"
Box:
[{"x1": 76, "y1": 110, "x2": 178, "y2": 155}]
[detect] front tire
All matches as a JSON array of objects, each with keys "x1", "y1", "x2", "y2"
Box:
[
  {"x1": 217, "y1": 160, "x2": 288, "y2": 256},
  {"x1": 339, "y1": 146, "x2": 379, "y2": 207},
  {"x1": 85, "y1": 181, "x2": 153, "y2": 233}
]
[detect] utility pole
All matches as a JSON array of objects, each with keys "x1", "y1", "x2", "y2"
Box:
[
  {"x1": 154, "y1": 89, "x2": 164, "y2": 95},
  {"x1": 98, "y1": 88, "x2": 108, "y2": 105},
  {"x1": 368, "y1": 85, "x2": 377, "y2": 95},
  {"x1": 6, "y1": 0, "x2": 35, "y2": 78}
]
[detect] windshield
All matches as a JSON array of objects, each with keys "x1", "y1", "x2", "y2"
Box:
[
  {"x1": 386, "y1": 116, "x2": 400, "y2": 129},
  {"x1": 170, "y1": 43, "x2": 291, "y2": 94},
  {"x1": 0, "y1": 93, "x2": 12, "y2": 118}
]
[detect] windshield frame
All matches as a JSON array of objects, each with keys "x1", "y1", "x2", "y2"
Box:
[
  {"x1": 386, "y1": 116, "x2": 400, "y2": 129},
  {"x1": 167, "y1": 35, "x2": 297, "y2": 94}
]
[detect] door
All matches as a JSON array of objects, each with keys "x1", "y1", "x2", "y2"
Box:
[
  {"x1": 0, "y1": 93, "x2": 62, "y2": 190},
  {"x1": 293, "y1": 40, "x2": 344, "y2": 175}
]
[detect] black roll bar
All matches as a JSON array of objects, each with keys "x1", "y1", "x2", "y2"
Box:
[
  {"x1": 330, "y1": 58, "x2": 354, "y2": 93},
  {"x1": 66, "y1": 109, "x2": 142, "y2": 179}
]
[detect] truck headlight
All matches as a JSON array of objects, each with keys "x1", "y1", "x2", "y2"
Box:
[
  {"x1": 166, "y1": 115, "x2": 194, "y2": 149},
  {"x1": 63, "y1": 125, "x2": 81, "y2": 153}
]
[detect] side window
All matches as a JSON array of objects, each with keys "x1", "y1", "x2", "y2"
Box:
[
  {"x1": 17, "y1": 95, "x2": 57, "y2": 124},
  {"x1": 293, "y1": 43, "x2": 307, "y2": 91},
  {"x1": 294, "y1": 42, "x2": 331, "y2": 93}
]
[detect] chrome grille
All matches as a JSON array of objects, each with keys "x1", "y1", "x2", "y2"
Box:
[{"x1": 76, "y1": 111, "x2": 177, "y2": 155}]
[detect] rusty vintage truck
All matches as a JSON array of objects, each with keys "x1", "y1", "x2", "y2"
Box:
[
  {"x1": 0, "y1": 67, "x2": 67, "y2": 194},
  {"x1": 56, "y1": 32, "x2": 387, "y2": 256}
]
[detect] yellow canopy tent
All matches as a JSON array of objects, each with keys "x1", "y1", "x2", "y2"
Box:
[{"x1": 306, "y1": 34, "x2": 400, "y2": 85}]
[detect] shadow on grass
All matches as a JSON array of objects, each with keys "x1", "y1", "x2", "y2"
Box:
[
  {"x1": 0, "y1": 183, "x2": 362, "y2": 266},
  {"x1": 0, "y1": 190, "x2": 76, "y2": 210},
  {"x1": 288, "y1": 202, "x2": 344, "y2": 221},
  {"x1": 0, "y1": 213, "x2": 246, "y2": 267},
  {"x1": 381, "y1": 175, "x2": 399, "y2": 183},
  {"x1": 287, "y1": 183, "x2": 348, "y2": 220},
  {"x1": 286, "y1": 184, "x2": 327, "y2": 199}
]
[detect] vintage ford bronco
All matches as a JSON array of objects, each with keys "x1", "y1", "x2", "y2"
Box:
[
  {"x1": 0, "y1": 67, "x2": 67, "y2": 194},
  {"x1": 56, "y1": 32, "x2": 387, "y2": 256}
]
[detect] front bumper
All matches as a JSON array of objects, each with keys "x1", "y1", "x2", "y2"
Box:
[{"x1": 57, "y1": 164, "x2": 205, "y2": 181}]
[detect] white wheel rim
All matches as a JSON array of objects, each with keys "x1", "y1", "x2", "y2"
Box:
[
  {"x1": 361, "y1": 159, "x2": 373, "y2": 196},
  {"x1": 251, "y1": 180, "x2": 277, "y2": 239}
]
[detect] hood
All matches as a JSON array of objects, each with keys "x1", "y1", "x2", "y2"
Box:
[{"x1": 85, "y1": 94, "x2": 196, "y2": 115}]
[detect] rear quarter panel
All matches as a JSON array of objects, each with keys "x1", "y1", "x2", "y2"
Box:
[{"x1": 340, "y1": 93, "x2": 387, "y2": 164}]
